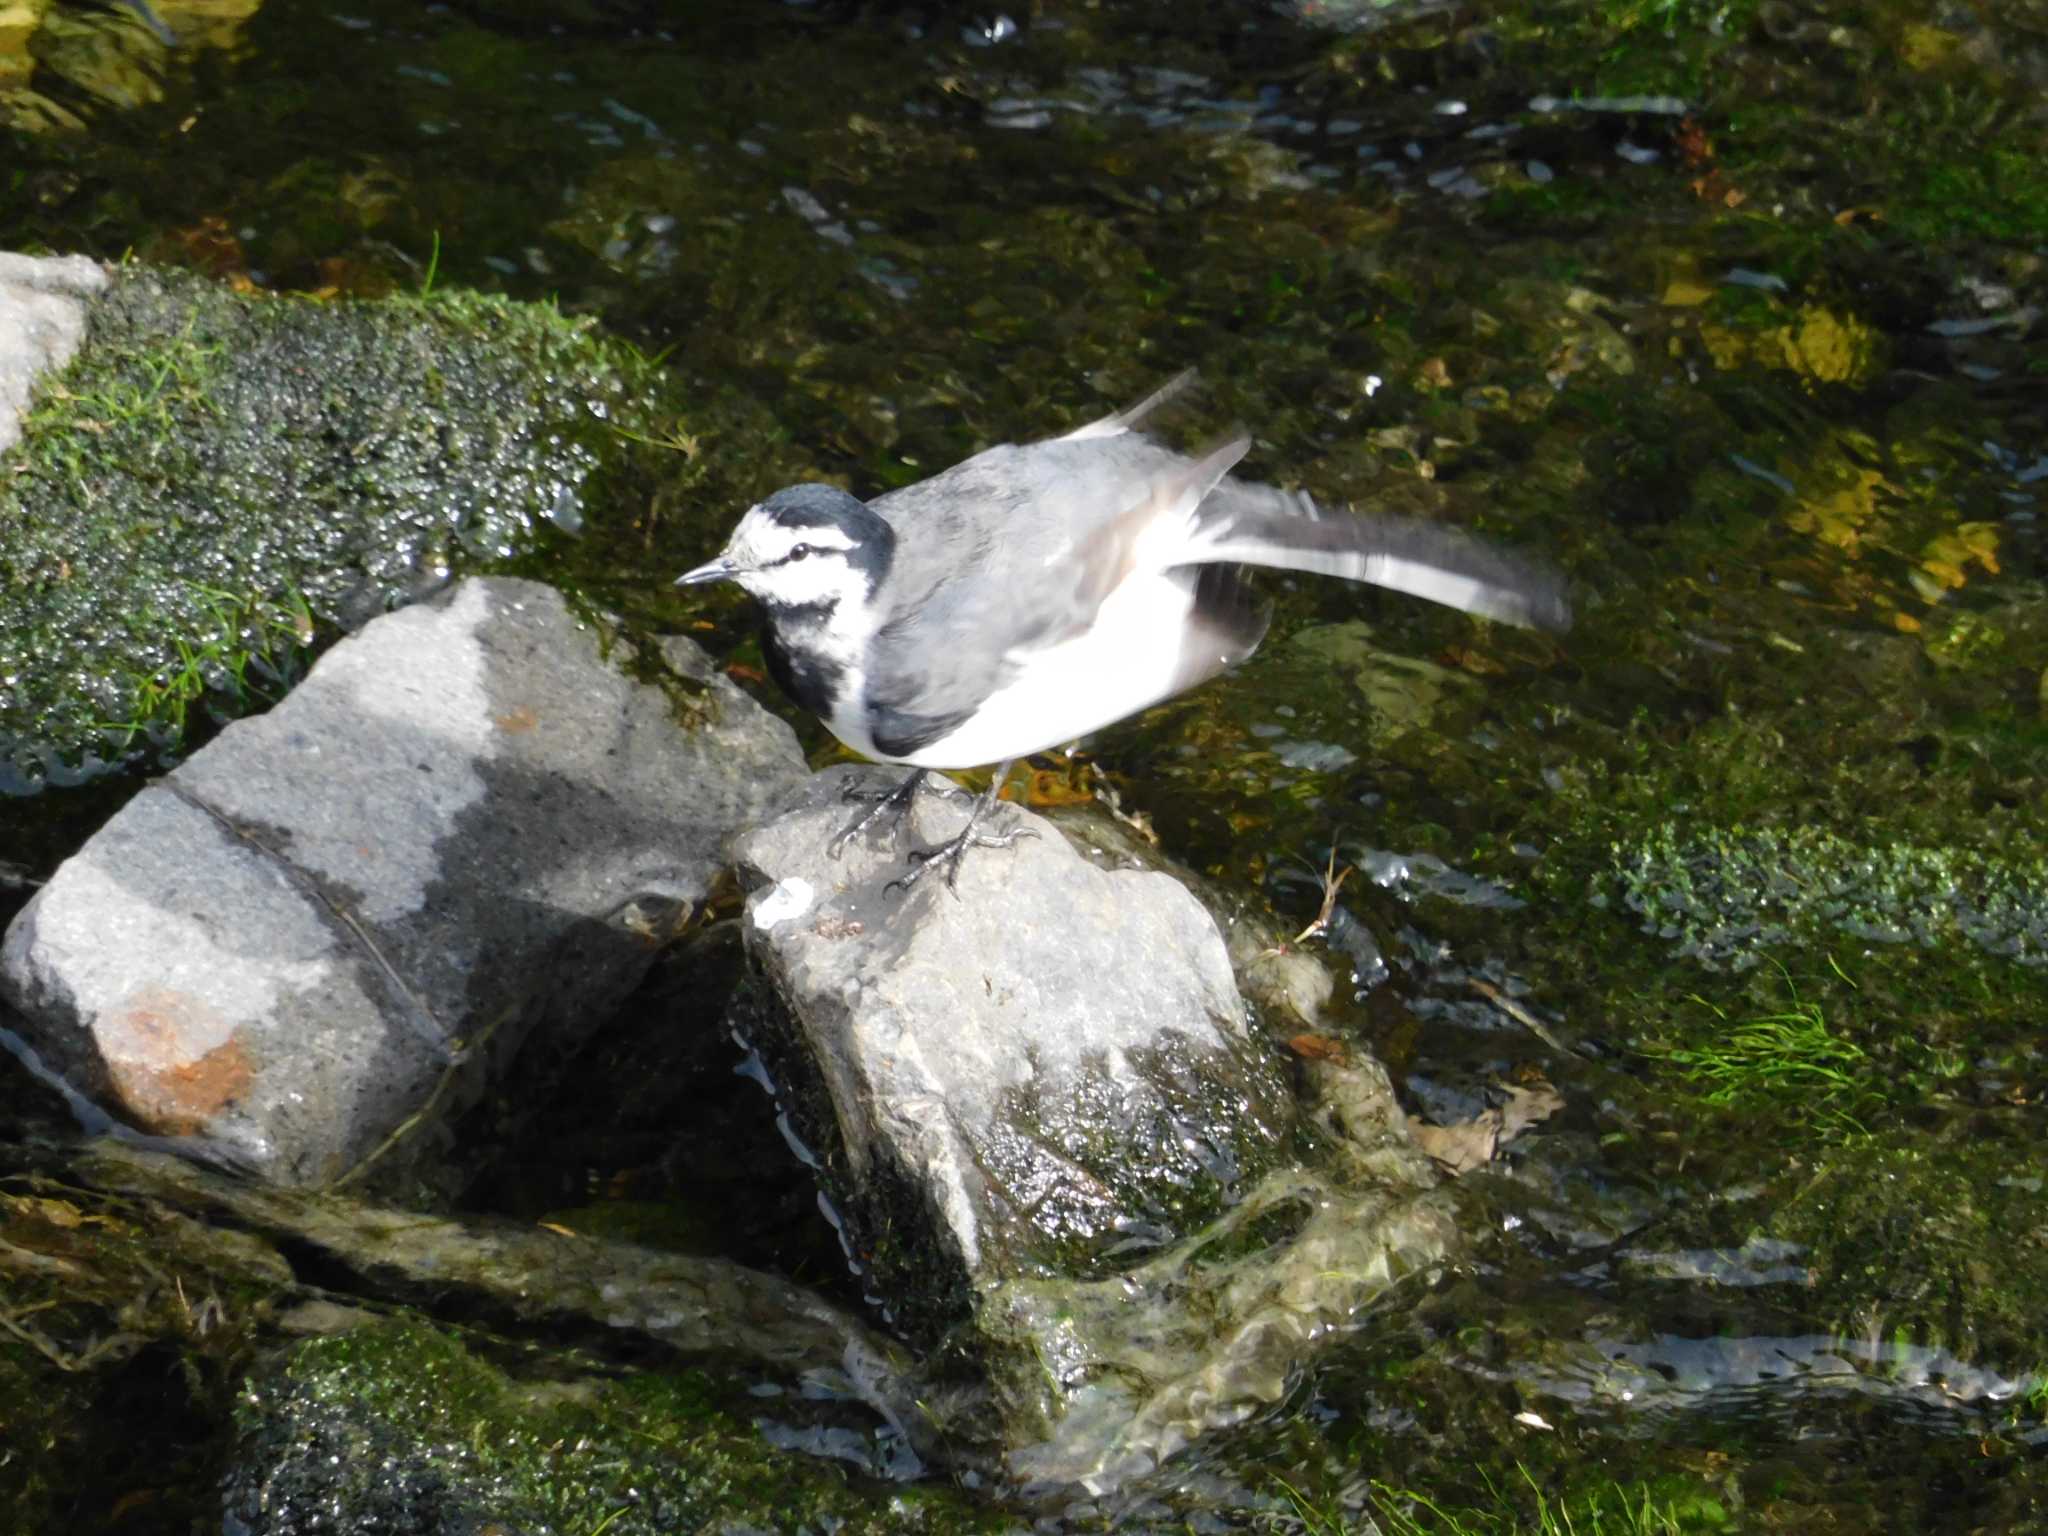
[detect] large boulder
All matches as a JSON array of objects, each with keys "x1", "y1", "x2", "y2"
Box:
[
  {"x1": 730, "y1": 767, "x2": 1455, "y2": 1488},
  {"x1": 733, "y1": 766, "x2": 1298, "y2": 1297},
  {"x1": 2, "y1": 576, "x2": 807, "y2": 1187}
]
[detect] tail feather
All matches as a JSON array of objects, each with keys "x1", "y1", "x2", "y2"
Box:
[{"x1": 1189, "y1": 487, "x2": 1571, "y2": 632}]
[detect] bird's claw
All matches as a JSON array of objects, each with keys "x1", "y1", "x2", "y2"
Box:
[
  {"x1": 828, "y1": 770, "x2": 929, "y2": 859},
  {"x1": 885, "y1": 821, "x2": 1038, "y2": 896}
]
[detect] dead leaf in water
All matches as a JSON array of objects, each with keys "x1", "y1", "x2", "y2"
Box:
[
  {"x1": 1409, "y1": 1078, "x2": 1565, "y2": 1176},
  {"x1": 1287, "y1": 1032, "x2": 1349, "y2": 1062},
  {"x1": 1917, "y1": 522, "x2": 2000, "y2": 591},
  {"x1": 1408, "y1": 1114, "x2": 1499, "y2": 1175},
  {"x1": 1498, "y1": 1079, "x2": 1566, "y2": 1139}
]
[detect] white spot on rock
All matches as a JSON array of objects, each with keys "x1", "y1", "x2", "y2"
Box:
[{"x1": 754, "y1": 877, "x2": 816, "y2": 928}]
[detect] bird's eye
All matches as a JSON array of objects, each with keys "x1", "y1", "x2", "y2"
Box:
[{"x1": 788, "y1": 543, "x2": 813, "y2": 562}]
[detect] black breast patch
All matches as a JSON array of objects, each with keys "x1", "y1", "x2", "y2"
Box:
[{"x1": 760, "y1": 622, "x2": 843, "y2": 720}]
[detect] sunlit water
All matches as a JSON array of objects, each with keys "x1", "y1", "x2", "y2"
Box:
[{"x1": 3, "y1": 0, "x2": 2045, "y2": 1530}]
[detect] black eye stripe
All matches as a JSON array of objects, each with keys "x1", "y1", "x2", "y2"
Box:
[{"x1": 768, "y1": 540, "x2": 840, "y2": 567}]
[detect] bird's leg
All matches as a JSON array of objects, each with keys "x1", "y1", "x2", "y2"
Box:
[
  {"x1": 828, "y1": 768, "x2": 929, "y2": 859},
  {"x1": 887, "y1": 759, "x2": 1038, "y2": 895}
]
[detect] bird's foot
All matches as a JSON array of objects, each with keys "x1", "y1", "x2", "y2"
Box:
[
  {"x1": 828, "y1": 769, "x2": 931, "y2": 859},
  {"x1": 836, "y1": 772, "x2": 973, "y2": 808},
  {"x1": 886, "y1": 816, "x2": 1039, "y2": 896}
]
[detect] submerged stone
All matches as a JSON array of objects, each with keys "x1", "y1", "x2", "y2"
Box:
[
  {"x1": 221, "y1": 1314, "x2": 985, "y2": 1536},
  {"x1": 82, "y1": 1139, "x2": 916, "y2": 1413}
]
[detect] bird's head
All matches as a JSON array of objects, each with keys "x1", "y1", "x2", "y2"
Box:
[{"x1": 676, "y1": 483, "x2": 894, "y2": 613}]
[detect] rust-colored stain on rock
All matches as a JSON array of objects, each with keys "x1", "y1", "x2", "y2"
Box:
[{"x1": 101, "y1": 986, "x2": 255, "y2": 1134}]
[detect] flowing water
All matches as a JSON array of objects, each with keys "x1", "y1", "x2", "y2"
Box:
[{"x1": 3, "y1": 0, "x2": 2046, "y2": 1530}]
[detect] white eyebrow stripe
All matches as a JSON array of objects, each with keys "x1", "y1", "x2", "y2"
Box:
[{"x1": 760, "y1": 524, "x2": 856, "y2": 552}]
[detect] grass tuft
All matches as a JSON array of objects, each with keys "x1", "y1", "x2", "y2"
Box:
[
  {"x1": 1277, "y1": 1463, "x2": 1729, "y2": 1534},
  {"x1": 95, "y1": 583, "x2": 317, "y2": 747},
  {"x1": 1638, "y1": 962, "x2": 1875, "y2": 1138}
]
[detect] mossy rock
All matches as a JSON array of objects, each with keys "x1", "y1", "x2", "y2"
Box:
[{"x1": 0, "y1": 263, "x2": 671, "y2": 788}]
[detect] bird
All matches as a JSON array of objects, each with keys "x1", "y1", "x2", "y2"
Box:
[{"x1": 677, "y1": 374, "x2": 1570, "y2": 890}]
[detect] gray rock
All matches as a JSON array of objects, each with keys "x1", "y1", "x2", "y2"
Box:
[
  {"x1": 734, "y1": 766, "x2": 1296, "y2": 1291},
  {"x1": 1, "y1": 577, "x2": 806, "y2": 1186},
  {"x1": 0, "y1": 252, "x2": 106, "y2": 455},
  {"x1": 730, "y1": 767, "x2": 1454, "y2": 1489}
]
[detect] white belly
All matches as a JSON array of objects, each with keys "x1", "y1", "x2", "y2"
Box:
[{"x1": 895, "y1": 571, "x2": 1207, "y2": 769}]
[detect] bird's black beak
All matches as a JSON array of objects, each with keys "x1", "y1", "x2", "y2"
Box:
[{"x1": 675, "y1": 554, "x2": 739, "y2": 587}]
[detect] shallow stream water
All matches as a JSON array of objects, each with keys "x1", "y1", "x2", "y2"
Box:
[{"x1": 3, "y1": 0, "x2": 2046, "y2": 1530}]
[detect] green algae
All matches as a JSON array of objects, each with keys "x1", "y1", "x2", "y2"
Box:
[
  {"x1": 227, "y1": 1320, "x2": 993, "y2": 1536},
  {"x1": 1763, "y1": 1131, "x2": 2048, "y2": 1372},
  {"x1": 1613, "y1": 824, "x2": 2048, "y2": 972},
  {"x1": 0, "y1": 264, "x2": 673, "y2": 786},
  {"x1": 994, "y1": 1159, "x2": 1455, "y2": 1488}
]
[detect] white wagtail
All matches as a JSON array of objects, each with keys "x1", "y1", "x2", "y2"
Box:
[{"x1": 678, "y1": 374, "x2": 1570, "y2": 889}]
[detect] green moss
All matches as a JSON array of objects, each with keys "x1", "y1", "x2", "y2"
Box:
[
  {"x1": 1473, "y1": 0, "x2": 1759, "y2": 102},
  {"x1": 1895, "y1": 144, "x2": 2048, "y2": 244},
  {"x1": 1482, "y1": 176, "x2": 1642, "y2": 235},
  {"x1": 0, "y1": 1349, "x2": 89, "y2": 1529},
  {"x1": 1766, "y1": 1132, "x2": 2048, "y2": 1368},
  {"x1": 231, "y1": 1319, "x2": 997, "y2": 1536},
  {"x1": 0, "y1": 264, "x2": 676, "y2": 784}
]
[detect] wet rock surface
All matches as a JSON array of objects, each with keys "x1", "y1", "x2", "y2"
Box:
[
  {"x1": 2, "y1": 577, "x2": 806, "y2": 1187},
  {"x1": 0, "y1": 251, "x2": 104, "y2": 455},
  {"x1": 83, "y1": 1138, "x2": 915, "y2": 1413},
  {"x1": 732, "y1": 768, "x2": 1454, "y2": 1488},
  {"x1": 732, "y1": 767, "x2": 1296, "y2": 1295}
]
